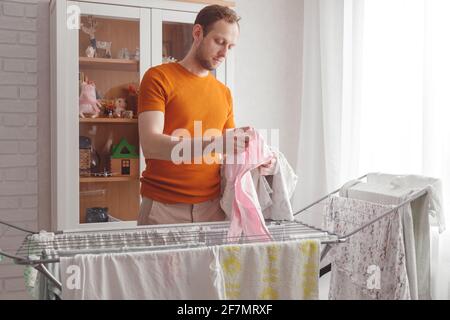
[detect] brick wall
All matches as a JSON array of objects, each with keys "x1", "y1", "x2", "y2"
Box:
[{"x1": 0, "y1": 0, "x2": 39, "y2": 300}]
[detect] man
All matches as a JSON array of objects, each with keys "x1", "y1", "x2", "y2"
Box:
[{"x1": 137, "y1": 5, "x2": 275, "y2": 225}]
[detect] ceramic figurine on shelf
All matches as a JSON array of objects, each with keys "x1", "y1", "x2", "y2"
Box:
[
  {"x1": 79, "y1": 81, "x2": 102, "y2": 118},
  {"x1": 126, "y1": 84, "x2": 139, "y2": 115},
  {"x1": 117, "y1": 48, "x2": 130, "y2": 60},
  {"x1": 97, "y1": 41, "x2": 112, "y2": 59},
  {"x1": 80, "y1": 15, "x2": 112, "y2": 58},
  {"x1": 114, "y1": 98, "x2": 127, "y2": 117},
  {"x1": 80, "y1": 16, "x2": 98, "y2": 57},
  {"x1": 102, "y1": 99, "x2": 115, "y2": 118},
  {"x1": 162, "y1": 56, "x2": 177, "y2": 64},
  {"x1": 123, "y1": 110, "x2": 134, "y2": 119},
  {"x1": 85, "y1": 45, "x2": 95, "y2": 58}
]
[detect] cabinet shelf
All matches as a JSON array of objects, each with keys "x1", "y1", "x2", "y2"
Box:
[
  {"x1": 79, "y1": 57, "x2": 139, "y2": 71},
  {"x1": 80, "y1": 118, "x2": 138, "y2": 124},
  {"x1": 80, "y1": 176, "x2": 138, "y2": 183}
]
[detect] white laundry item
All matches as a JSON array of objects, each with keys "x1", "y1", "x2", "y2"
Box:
[
  {"x1": 220, "y1": 149, "x2": 298, "y2": 222},
  {"x1": 60, "y1": 246, "x2": 223, "y2": 300},
  {"x1": 218, "y1": 239, "x2": 320, "y2": 300},
  {"x1": 24, "y1": 231, "x2": 56, "y2": 299},
  {"x1": 261, "y1": 150, "x2": 298, "y2": 221},
  {"x1": 367, "y1": 173, "x2": 445, "y2": 233},
  {"x1": 325, "y1": 197, "x2": 411, "y2": 300},
  {"x1": 29, "y1": 227, "x2": 222, "y2": 300},
  {"x1": 338, "y1": 179, "x2": 363, "y2": 198},
  {"x1": 347, "y1": 182, "x2": 432, "y2": 300},
  {"x1": 251, "y1": 169, "x2": 274, "y2": 212}
]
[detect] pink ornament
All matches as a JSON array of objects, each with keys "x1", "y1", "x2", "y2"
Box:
[{"x1": 79, "y1": 81, "x2": 101, "y2": 118}]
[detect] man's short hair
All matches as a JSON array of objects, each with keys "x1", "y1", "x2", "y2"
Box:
[{"x1": 194, "y1": 5, "x2": 240, "y2": 36}]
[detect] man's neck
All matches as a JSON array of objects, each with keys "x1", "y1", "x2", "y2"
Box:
[{"x1": 178, "y1": 54, "x2": 210, "y2": 78}]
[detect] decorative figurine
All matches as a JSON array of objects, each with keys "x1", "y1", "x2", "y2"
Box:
[
  {"x1": 117, "y1": 48, "x2": 130, "y2": 60},
  {"x1": 85, "y1": 207, "x2": 109, "y2": 223},
  {"x1": 101, "y1": 99, "x2": 115, "y2": 118},
  {"x1": 110, "y1": 138, "x2": 139, "y2": 177},
  {"x1": 114, "y1": 98, "x2": 127, "y2": 117},
  {"x1": 80, "y1": 15, "x2": 112, "y2": 58},
  {"x1": 85, "y1": 45, "x2": 95, "y2": 58},
  {"x1": 97, "y1": 40, "x2": 112, "y2": 58},
  {"x1": 162, "y1": 56, "x2": 177, "y2": 64},
  {"x1": 126, "y1": 84, "x2": 139, "y2": 115},
  {"x1": 79, "y1": 81, "x2": 101, "y2": 118},
  {"x1": 123, "y1": 110, "x2": 134, "y2": 119}
]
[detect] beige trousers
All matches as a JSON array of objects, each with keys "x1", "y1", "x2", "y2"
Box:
[{"x1": 137, "y1": 197, "x2": 227, "y2": 226}]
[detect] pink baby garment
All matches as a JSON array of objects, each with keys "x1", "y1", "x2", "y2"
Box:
[{"x1": 223, "y1": 129, "x2": 275, "y2": 242}]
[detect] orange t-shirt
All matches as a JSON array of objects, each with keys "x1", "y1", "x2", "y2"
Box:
[{"x1": 138, "y1": 62, "x2": 235, "y2": 204}]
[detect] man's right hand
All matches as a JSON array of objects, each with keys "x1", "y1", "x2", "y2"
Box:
[{"x1": 221, "y1": 126, "x2": 252, "y2": 156}]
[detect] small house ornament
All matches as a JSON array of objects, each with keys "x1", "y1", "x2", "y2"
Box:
[{"x1": 110, "y1": 138, "x2": 139, "y2": 177}]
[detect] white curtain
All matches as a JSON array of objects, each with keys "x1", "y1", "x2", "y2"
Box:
[
  {"x1": 295, "y1": 0, "x2": 344, "y2": 212},
  {"x1": 296, "y1": 0, "x2": 450, "y2": 299}
]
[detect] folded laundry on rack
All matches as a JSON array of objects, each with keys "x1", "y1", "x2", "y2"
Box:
[
  {"x1": 61, "y1": 246, "x2": 223, "y2": 300},
  {"x1": 340, "y1": 173, "x2": 441, "y2": 300},
  {"x1": 59, "y1": 237, "x2": 320, "y2": 300},
  {"x1": 12, "y1": 220, "x2": 332, "y2": 300},
  {"x1": 218, "y1": 239, "x2": 320, "y2": 300},
  {"x1": 26, "y1": 227, "x2": 209, "y2": 300},
  {"x1": 366, "y1": 173, "x2": 445, "y2": 233},
  {"x1": 24, "y1": 231, "x2": 56, "y2": 299},
  {"x1": 220, "y1": 128, "x2": 298, "y2": 241},
  {"x1": 324, "y1": 196, "x2": 411, "y2": 300}
]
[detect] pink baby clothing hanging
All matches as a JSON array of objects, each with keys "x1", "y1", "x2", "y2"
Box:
[{"x1": 222, "y1": 128, "x2": 275, "y2": 242}]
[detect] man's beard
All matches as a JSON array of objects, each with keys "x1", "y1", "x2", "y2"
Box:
[{"x1": 195, "y1": 42, "x2": 216, "y2": 71}]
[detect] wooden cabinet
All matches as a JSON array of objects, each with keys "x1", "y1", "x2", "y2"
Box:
[{"x1": 50, "y1": 0, "x2": 235, "y2": 230}]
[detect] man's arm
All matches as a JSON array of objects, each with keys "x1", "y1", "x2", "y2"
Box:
[
  {"x1": 139, "y1": 111, "x2": 249, "y2": 161},
  {"x1": 138, "y1": 111, "x2": 181, "y2": 161}
]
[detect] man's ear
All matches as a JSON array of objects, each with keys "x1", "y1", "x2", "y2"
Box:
[{"x1": 192, "y1": 24, "x2": 204, "y2": 43}]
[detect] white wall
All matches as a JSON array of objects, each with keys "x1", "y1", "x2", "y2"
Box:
[{"x1": 234, "y1": 0, "x2": 304, "y2": 169}]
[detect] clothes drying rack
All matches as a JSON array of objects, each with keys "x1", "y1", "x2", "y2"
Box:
[{"x1": 0, "y1": 174, "x2": 429, "y2": 299}]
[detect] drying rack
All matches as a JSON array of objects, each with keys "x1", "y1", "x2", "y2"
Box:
[{"x1": 0, "y1": 174, "x2": 429, "y2": 299}]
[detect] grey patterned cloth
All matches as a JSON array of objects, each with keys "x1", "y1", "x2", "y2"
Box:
[{"x1": 324, "y1": 197, "x2": 411, "y2": 300}]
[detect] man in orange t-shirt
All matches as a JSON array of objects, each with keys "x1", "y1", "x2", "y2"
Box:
[{"x1": 137, "y1": 5, "x2": 275, "y2": 225}]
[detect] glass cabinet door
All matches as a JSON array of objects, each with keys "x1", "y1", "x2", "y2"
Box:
[
  {"x1": 162, "y1": 21, "x2": 192, "y2": 63},
  {"x1": 153, "y1": 10, "x2": 227, "y2": 83},
  {"x1": 75, "y1": 3, "x2": 149, "y2": 226}
]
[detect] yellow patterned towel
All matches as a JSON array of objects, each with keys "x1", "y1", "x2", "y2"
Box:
[{"x1": 218, "y1": 239, "x2": 320, "y2": 300}]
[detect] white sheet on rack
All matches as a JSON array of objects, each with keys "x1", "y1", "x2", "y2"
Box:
[
  {"x1": 324, "y1": 196, "x2": 411, "y2": 300},
  {"x1": 24, "y1": 231, "x2": 55, "y2": 299},
  {"x1": 60, "y1": 246, "x2": 223, "y2": 300},
  {"x1": 59, "y1": 236, "x2": 320, "y2": 300},
  {"x1": 217, "y1": 239, "x2": 320, "y2": 300},
  {"x1": 344, "y1": 182, "x2": 432, "y2": 300},
  {"x1": 367, "y1": 173, "x2": 445, "y2": 233}
]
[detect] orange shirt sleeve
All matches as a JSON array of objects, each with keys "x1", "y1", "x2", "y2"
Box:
[
  {"x1": 138, "y1": 68, "x2": 169, "y2": 114},
  {"x1": 223, "y1": 88, "x2": 235, "y2": 129}
]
